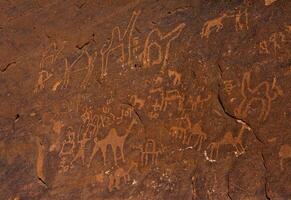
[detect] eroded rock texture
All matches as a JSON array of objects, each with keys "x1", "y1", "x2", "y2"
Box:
[{"x1": 0, "y1": 0, "x2": 290, "y2": 199}]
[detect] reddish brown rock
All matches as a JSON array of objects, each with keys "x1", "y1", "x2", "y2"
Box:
[{"x1": 0, "y1": 0, "x2": 290, "y2": 199}]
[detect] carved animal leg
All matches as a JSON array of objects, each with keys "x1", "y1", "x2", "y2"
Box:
[
  {"x1": 88, "y1": 146, "x2": 99, "y2": 167},
  {"x1": 280, "y1": 158, "x2": 284, "y2": 170},
  {"x1": 108, "y1": 175, "x2": 115, "y2": 192}
]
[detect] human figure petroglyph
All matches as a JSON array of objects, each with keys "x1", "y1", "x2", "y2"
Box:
[
  {"x1": 70, "y1": 133, "x2": 90, "y2": 166},
  {"x1": 235, "y1": 9, "x2": 249, "y2": 32},
  {"x1": 34, "y1": 70, "x2": 53, "y2": 93},
  {"x1": 130, "y1": 95, "x2": 145, "y2": 110},
  {"x1": 168, "y1": 69, "x2": 181, "y2": 86},
  {"x1": 279, "y1": 144, "x2": 291, "y2": 170},
  {"x1": 108, "y1": 161, "x2": 138, "y2": 192},
  {"x1": 142, "y1": 23, "x2": 186, "y2": 72},
  {"x1": 234, "y1": 72, "x2": 283, "y2": 121},
  {"x1": 201, "y1": 13, "x2": 230, "y2": 38},
  {"x1": 62, "y1": 52, "x2": 84, "y2": 89},
  {"x1": 59, "y1": 127, "x2": 76, "y2": 172},
  {"x1": 207, "y1": 121, "x2": 251, "y2": 159},
  {"x1": 81, "y1": 49, "x2": 98, "y2": 89},
  {"x1": 88, "y1": 118, "x2": 138, "y2": 166},
  {"x1": 134, "y1": 139, "x2": 162, "y2": 166},
  {"x1": 100, "y1": 10, "x2": 141, "y2": 78},
  {"x1": 59, "y1": 127, "x2": 76, "y2": 157}
]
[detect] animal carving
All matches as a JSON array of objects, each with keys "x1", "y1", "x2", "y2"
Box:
[
  {"x1": 169, "y1": 126, "x2": 187, "y2": 142},
  {"x1": 108, "y1": 161, "x2": 137, "y2": 191},
  {"x1": 279, "y1": 144, "x2": 291, "y2": 170},
  {"x1": 88, "y1": 118, "x2": 138, "y2": 166},
  {"x1": 134, "y1": 139, "x2": 162, "y2": 166},
  {"x1": 163, "y1": 89, "x2": 185, "y2": 111},
  {"x1": 201, "y1": 13, "x2": 229, "y2": 38},
  {"x1": 235, "y1": 72, "x2": 283, "y2": 121},
  {"x1": 186, "y1": 120, "x2": 207, "y2": 151},
  {"x1": 168, "y1": 69, "x2": 181, "y2": 86},
  {"x1": 143, "y1": 23, "x2": 186, "y2": 72},
  {"x1": 207, "y1": 121, "x2": 251, "y2": 159},
  {"x1": 100, "y1": 10, "x2": 141, "y2": 78}
]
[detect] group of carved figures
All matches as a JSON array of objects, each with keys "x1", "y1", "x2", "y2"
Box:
[{"x1": 58, "y1": 116, "x2": 138, "y2": 172}]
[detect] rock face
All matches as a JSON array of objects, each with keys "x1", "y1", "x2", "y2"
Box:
[{"x1": 0, "y1": 0, "x2": 290, "y2": 199}]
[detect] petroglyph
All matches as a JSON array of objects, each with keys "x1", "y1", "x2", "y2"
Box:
[
  {"x1": 100, "y1": 10, "x2": 141, "y2": 78},
  {"x1": 88, "y1": 118, "x2": 138, "y2": 166},
  {"x1": 81, "y1": 49, "x2": 98, "y2": 89},
  {"x1": 134, "y1": 139, "x2": 163, "y2": 166},
  {"x1": 108, "y1": 161, "x2": 137, "y2": 192},
  {"x1": 130, "y1": 95, "x2": 145, "y2": 110},
  {"x1": 279, "y1": 144, "x2": 291, "y2": 170},
  {"x1": 188, "y1": 94, "x2": 211, "y2": 111},
  {"x1": 34, "y1": 70, "x2": 53, "y2": 93},
  {"x1": 185, "y1": 118, "x2": 207, "y2": 151},
  {"x1": 235, "y1": 9, "x2": 249, "y2": 32},
  {"x1": 201, "y1": 9, "x2": 249, "y2": 39},
  {"x1": 143, "y1": 23, "x2": 186, "y2": 72},
  {"x1": 207, "y1": 121, "x2": 251, "y2": 159},
  {"x1": 70, "y1": 134, "x2": 90, "y2": 166},
  {"x1": 235, "y1": 72, "x2": 283, "y2": 121},
  {"x1": 223, "y1": 80, "x2": 236, "y2": 95},
  {"x1": 40, "y1": 42, "x2": 64, "y2": 69},
  {"x1": 58, "y1": 127, "x2": 76, "y2": 172},
  {"x1": 163, "y1": 89, "x2": 185, "y2": 111},
  {"x1": 49, "y1": 120, "x2": 64, "y2": 152},
  {"x1": 201, "y1": 13, "x2": 230, "y2": 38},
  {"x1": 259, "y1": 32, "x2": 286, "y2": 55},
  {"x1": 265, "y1": 0, "x2": 278, "y2": 6},
  {"x1": 168, "y1": 69, "x2": 181, "y2": 86},
  {"x1": 62, "y1": 52, "x2": 84, "y2": 89}
]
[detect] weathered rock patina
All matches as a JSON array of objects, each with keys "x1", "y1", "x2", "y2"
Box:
[{"x1": 0, "y1": 0, "x2": 290, "y2": 199}]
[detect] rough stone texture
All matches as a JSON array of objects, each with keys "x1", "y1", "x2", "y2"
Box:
[{"x1": 0, "y1": 0, "x2": 290, "y2": 199}]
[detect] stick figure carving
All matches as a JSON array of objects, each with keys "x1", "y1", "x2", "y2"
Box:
[
  {"x1": 235, "y1": 72, "x2": 283, "y2": 121},
  {"x1": 88, "y1": 118, "x2": 138, "y2": 166}
]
